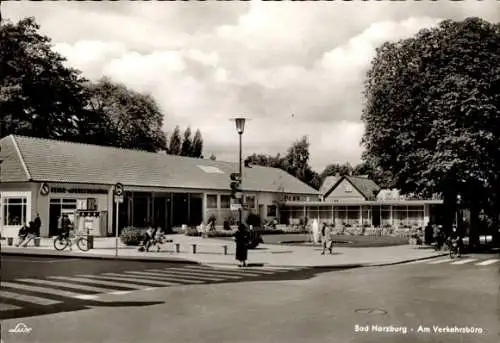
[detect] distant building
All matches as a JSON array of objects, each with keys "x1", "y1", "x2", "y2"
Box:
[
  {"x1": 280, "y1": 175, "x2": 443, "y2": 227},
  {"x1": 0, "y1": 135, "x2": 319, "y2": 238}
]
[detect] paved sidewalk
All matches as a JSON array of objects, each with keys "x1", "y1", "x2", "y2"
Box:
[{"x1": 0, "y1": 235, "x2": 446, "y2": 268}]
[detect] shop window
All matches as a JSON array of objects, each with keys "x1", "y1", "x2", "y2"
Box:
[
  {"x1": 207, "y1": 194, "x2": 218, "y2": 209},
  {"x1": 2, "y1": 197, "x2": 27, "y2": 225},
  {"x1": 267, "y1": 205, "x2": 277, "y2": 217},
  {"x1": 220, "y1": 195, "x2": 231, "y2": 209},
  {"x1": 245, "y1": 195, "x2": 255, "y2": 209}
]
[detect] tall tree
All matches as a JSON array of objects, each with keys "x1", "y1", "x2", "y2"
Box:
[
  {"x1": 168, "y1": 126, "x2": 182, "y2": 155},
  {"x1": 319, "y1": 162, "x2": 353, "y2": 180},
  {"x1": 191, "y1": 129, "x2": 203, "y2": 158},
  {"x1": 180, "y1": 126, "x2": 192, "y2": 157},
  {"x1": 0, "y1": 17, "x2": 94, "y2": 141},
  {"x1": 361, "y1": 17, "x2": 500, "y2": 234},
  {"x1": 245, "y1": 137, "x2": 321, "y2": 190},
  {"x1": 86, "y1": 77, "x2": 167, "y2": 152}
]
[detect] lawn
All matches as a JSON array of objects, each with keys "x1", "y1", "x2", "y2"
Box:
[
  {"x1": 262, "y1": 234, "x2": 408, "y2": 247},
  {"x1": 208, "y1": 233, "x2": 408, "y2": 248}
]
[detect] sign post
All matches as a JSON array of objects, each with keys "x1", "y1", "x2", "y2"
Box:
[{"x1": 113, "y1": 183, "x2": 124, "y2": 257}]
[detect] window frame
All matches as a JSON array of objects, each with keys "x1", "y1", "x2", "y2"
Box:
[
  {"x1": 206, "y1": 194, "x2": 218, "y2": 209},
  {"x1": 1, "y1": 191, "x2": 32, "y2": 226}
]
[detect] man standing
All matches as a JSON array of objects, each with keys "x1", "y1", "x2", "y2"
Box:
[
  {"x1": 34, "y1": 213, "x2": 41, "y2": 236},
  {"x1": 321, "y1": 223, "x2": 333, "y2": 255}
]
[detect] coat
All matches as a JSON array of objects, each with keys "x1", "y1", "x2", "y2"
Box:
[{"x1": 234, "y1": 229, "x2": 249, "y2": 262}]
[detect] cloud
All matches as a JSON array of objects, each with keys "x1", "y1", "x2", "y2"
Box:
[{"x1": 3, "y1": 1, "x2": 500, "y2": 173}]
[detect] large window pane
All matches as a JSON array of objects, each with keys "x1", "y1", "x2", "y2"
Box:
[
  {"x1": 207, "y1": 195, "x2": 217, "y2": 209},
  {"x1": 267, "y1": 205, "x2": 277, "y2": 217},
  {"x1": 3, "y1": 197, "x2": 27, "y2": 225},
  {"x1": 220, "y1": 195, "x2": 230, "y2": 209},
  {"x1": 245, "y1": 195, "x2": 255, "y2": 209}
]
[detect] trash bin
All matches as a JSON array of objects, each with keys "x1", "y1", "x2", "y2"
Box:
[
  {"x1": 87, "y1": 235, "x2": 94, "y2": 249},
  {"x1": 34, "y1": 237, "x2": 40, "y2": 247},
  {"x1": 7, "y1": 237, "x2": 13, "y2": 246}
]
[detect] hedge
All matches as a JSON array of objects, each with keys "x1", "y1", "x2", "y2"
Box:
[{"x1": 120, "y1": 226, "x2": 147, "y2": 246}]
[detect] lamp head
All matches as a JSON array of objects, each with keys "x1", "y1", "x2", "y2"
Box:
[{"x1": 234, "y1": 117, "x2": 246, "y2": 134}]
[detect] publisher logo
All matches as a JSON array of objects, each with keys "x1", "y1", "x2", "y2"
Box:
[{"x1": 8, "y1": 323, "x2": 32, "y2": 334}]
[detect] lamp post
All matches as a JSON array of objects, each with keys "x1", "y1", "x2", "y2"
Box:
[{"x1": 233, "y1": 117, "x2": 246, "y2": 225}]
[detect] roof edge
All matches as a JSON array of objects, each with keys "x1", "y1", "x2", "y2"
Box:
[{"x1": 9, "y1": 135, "x2": 32, "y2": 181}]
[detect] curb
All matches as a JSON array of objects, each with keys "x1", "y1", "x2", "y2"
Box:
[
  {"x1": 365, "y1": 253, "x2": 449, "y2": 267},
  {"x1": 0, "y1": 248, "x2": 199, "y2": 264}
]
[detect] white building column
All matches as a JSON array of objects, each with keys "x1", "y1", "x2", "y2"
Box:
[
  {"x1": 359, "y1": 205, "x2": 363, "y2": 226},
  {"x1": 423, "y1": 204, "x2": 430, "y2": 225},
  {"x1": 202, "y1": 193, "x2": 207, "y2": 224}
]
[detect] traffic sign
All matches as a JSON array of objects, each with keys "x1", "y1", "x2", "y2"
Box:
[
  {"x1": 114, "y1": 195, "x2": 124, "y2": 203},
  {"x1": 114, "y1": 183, "x2": 124, "y2": 196},
  {"x1": 230, "y1": 203, "x2": 242, "y2": 211}
]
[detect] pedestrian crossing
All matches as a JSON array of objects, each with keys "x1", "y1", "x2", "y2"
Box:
[
  {"x1": 408, "y1": 257, "x2": 500, "y2": 267},
  {"x1": 0, "y1": 265, "x2": 304, "y2": 314}
]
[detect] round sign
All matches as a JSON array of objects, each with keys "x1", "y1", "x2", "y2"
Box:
[
  {"x1": 40, "y1": 183, "x2": 50, "y2": 196},
  {"x1": 114, "y1": 183, "x2": 124, "y2": 196}
]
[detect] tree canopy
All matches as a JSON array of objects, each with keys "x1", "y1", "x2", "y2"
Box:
[
  {"x1": 168, "y1": 126, "x2": 182, "y2": 155},
  {"x1": 1, "y1": 17, "x2": 91, "y2": 141},
  {"x1": 180, "y1": 127, "x2": 192, "y2": 156},
  {"x1": 86, "y1": 77, "x2": 167, "y2": 152},
  {"x1": 0, "y1": 16, "x2": 209, "y2": 155},
  {"x1": 361, "y1": 17, "x2": 500, "y2": 230}
]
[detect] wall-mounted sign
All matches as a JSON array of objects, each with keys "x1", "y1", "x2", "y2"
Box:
[
  {"x1": 50, "y1": 187, "x2": 108, "y2": 195},
  {"x1": 40, "y1": 183, "x2": 50, "y2": 196}
]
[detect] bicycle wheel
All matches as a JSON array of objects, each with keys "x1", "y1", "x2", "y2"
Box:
[
  {"x1": 54, "y1": 237, "x2": 68, "y2": 251},
  {"x1": 76, "y1": 238, "x2": 89, "y2": 252}
]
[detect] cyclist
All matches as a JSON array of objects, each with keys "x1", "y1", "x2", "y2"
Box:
[{"x1": 58, "y1": 214, "x2": 73, "y2": 240}]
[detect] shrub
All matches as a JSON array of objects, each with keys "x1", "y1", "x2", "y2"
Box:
[
  {"x1": 206, "y1": 230, "x2": 235, "y2": 238},
  {"x1": 184, "y1": 227, "x2": 202, "y2": 236},
  {"x1": 120, "y1": 226, "x2": 147, "y2": 246}
]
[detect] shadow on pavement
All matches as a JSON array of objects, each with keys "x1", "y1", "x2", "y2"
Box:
[{"x1": 0, "y1": 298, "x2": 165, "y2": 321}]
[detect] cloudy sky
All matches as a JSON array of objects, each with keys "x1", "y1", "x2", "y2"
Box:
[{"x1": 4, "y1": 1, "x2": 500, "y2": 172}]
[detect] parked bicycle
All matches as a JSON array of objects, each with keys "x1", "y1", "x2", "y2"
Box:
[{"x1": 53, "y1": 230, "x2": 90, "y2": 252}]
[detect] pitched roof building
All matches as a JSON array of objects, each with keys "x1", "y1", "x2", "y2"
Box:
[{"x1": 0, "y1": 135, "x2": 319, "y2": 238}]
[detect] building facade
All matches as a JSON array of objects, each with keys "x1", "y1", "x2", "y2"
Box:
[
  {"x1": 0, "y1": 135, "x2": 319, "y2": 238},
  {"x1": 280, "y1": 175, "x2": 443, "y2": 228}
]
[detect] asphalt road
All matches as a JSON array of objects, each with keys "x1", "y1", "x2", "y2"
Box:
[
  {"x1": 1, "y1": 254, "x2": 499, "y2": 343},
  {"x1": 0, "y1": 255, "x2": 341, "y2": 321}
]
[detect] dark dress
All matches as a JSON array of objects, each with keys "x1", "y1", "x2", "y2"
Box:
[{"x1": 234, "y1": 229, "x2": 249, "y2": 262}]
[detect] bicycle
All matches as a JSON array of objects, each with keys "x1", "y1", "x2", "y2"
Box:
[{"x1": 53, "y1": 230, "x2": 90, "y2": 252}]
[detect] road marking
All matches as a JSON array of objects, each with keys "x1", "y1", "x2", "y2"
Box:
[
  {"x1": 0, "y1": 302, "x2": 23, "y2": 311},
  {"x1": 107, "y1": 291, "x2": 132, "y2": 295},
  {"x1": 102, "y1": 273, "x2": 184, "y2": 286},
  {"x1": 0, "y1": 290, "x2": 61, "y2": 306},
  {"x1": 121, "y1": 271, "x2": 207, "y2": 284},
  {"x1": 476, "y1": 259, "x2": 500, "y2": 266},
  {"x1": 427, "y1": 259, "x2": 451, "y2": 264},
  {"x1": 73, "y1": 294, "x2": 99, "y2": 300},
  {"x1": 450, "y1": 259, "x2": 478, "y2": 265},
  {"x1": 139, "y1": 270, "x2": 227, "y2": 282},
  {"x1": 81, "y1": 274, "x2": 183, "y2": 287},
  {"x1": 50, "y1": 276, "x2": 139, "y2": 290},
  {"x1": 152, "y1": 268, "x2": 242, "y2": 279},
  {"x1": 75, "y1": 275, "x2": 149, "y2": 289},
  {"x1": 1, "y1": 281, "x2": 86, "y2": 299},
  {"x1": 21, "y1": 278, "x2": 113, "y2": 293},
  {"x1": 3, "y1": 258, "x2": 82, "y2": 263},
  {"x1": 183, "y1": 265, "x2": 272, "y2": 276}
]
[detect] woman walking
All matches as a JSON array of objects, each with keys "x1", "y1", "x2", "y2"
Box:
[{"x1": 234, "y1": 224, "x2": 249, "y2": 267}]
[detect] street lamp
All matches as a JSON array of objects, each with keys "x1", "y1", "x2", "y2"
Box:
[{"x1": 232, "y1": 117, "x2": 246, "y2": 225}]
